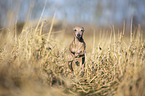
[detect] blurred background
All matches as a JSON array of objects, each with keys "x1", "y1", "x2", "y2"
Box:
[
  {"x1": 0, "y1": 1, "x2": 145, "y2": 96},
  {"x1": 0, "y1": 0, "x2": 145, "y2": 32}
]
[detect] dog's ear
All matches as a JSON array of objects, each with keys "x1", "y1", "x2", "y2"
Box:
[{"x1": 82, "y1": 27, "x2": 84, "y2": 30}]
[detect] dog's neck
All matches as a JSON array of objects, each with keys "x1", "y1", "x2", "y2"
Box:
[{"x1": 74, "y1": 36, "x2": 84, "y2": 43}]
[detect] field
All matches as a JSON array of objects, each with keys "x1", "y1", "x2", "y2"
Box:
[{"x1": 0, "y1": 17, "x2": 145, "y2": 96}]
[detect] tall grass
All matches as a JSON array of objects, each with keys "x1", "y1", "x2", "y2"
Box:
[{"x1": 0, "y1": 18, "x2": 145, "y2": 96}]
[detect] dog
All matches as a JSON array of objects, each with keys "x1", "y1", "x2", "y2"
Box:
[{"x1": 68, "y1": 26, "x2": 86, "y2": 76}]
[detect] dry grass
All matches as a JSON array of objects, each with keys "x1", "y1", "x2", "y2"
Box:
[{"x1": 0, "y1": 17, "x2": 145, "y2": 96}]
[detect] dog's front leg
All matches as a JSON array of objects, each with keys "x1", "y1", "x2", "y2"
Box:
[{"x1": 68, "y1": 54, "x2": 74, "y2": 72}]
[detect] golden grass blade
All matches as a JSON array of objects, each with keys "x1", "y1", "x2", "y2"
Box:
[
  {"x1": 130, "y1": 16, "x2": 133, "y2": 42},
  {"x1": 113, "y1": 25, "x2": 116, "y2": 52},
  {"x1": 47, "y1": 12, "x2": 56, "y2": 40},
  {"x1": 92, "y1": 29, "x2": 95, "y2": 54},
  {"x1": 14, "y1": 20, "x2": 17, "y2": 43},
  {"x1": 123, "y1": 20, "x2": 125, "y2": 36},
  {"x1": 34, "y1": 0, "x2": 47, "y2": 34},
  {"x1": 25, "y1": 3, "x2": 34, "y2": 22},
  {"x1": 40, "y1": 21, "x2": 44, "y2": 35}
]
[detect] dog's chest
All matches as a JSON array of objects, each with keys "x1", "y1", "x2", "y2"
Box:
[{"x1": 70, "y1": 42, "x2": 84, "y2": 53}]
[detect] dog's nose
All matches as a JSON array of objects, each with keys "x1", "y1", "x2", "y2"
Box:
[{"x1": 77, "y1": 33, "x2": 81, "y2": 37}]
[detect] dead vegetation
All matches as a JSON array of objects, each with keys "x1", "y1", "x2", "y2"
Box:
[{"x1": 0, "y1": 15, "x2": 145, "y2": 96}]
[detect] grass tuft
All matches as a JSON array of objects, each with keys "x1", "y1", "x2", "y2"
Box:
[{"x1": 0, "y1": 19, "x2": 145, "y2": 96}]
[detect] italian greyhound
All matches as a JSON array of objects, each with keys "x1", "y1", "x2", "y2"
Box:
[{"x1": 68, "y1": 26, "x2": 86, "y2": 76}]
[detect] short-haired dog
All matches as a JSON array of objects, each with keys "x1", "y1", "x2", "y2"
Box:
[{"x1": 68, "y1": 26, "x2": 86, "y2": 76}]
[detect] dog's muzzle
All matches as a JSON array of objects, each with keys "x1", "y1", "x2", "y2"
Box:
[
  {"x1": 77, "y1": 34, "x2": 81, "y2": 37},
  {"x1": 76, "y1": 33, "x2": 82, "y2": 39}
]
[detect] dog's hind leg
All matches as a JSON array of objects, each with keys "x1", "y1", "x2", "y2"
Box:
[{"x1": 80, "y1": 56, "x2": 85, "y2": 77}]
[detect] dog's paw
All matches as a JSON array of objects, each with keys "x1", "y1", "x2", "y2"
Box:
[{"x1": 75, "y1": 61, "x2": 80, "y2": 66}]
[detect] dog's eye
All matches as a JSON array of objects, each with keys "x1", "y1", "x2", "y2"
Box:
[
  {"x1": 74, "y1": 29, "x2": 77, "y2": 31},
  {"x1": 81, "y1": 30, "x2": 84, "y2": 32}
]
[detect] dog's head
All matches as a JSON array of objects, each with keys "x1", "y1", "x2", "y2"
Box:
[{"x1": 73, "y1": 26, "x2": 84, "y2": 39}]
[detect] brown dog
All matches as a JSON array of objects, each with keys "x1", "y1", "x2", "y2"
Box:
[{"x1": 68, "y1": 26, "x2": 86, "y2": 76}]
